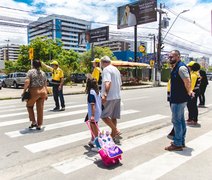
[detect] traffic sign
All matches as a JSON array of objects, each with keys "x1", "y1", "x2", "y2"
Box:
[
  {"x1": 29, "y1": 48, "x2": 34, "y2": 60},
  {"x1": 150, "y1": 60, "x2": 155, "y2": 67}
]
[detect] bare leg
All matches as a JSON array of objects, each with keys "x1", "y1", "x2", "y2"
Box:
[{"x1": 102, "y1": 117, "x2": 117, "y2": 138}]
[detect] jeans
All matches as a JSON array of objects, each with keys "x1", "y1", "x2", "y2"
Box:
[
  {"x1": 53, "y1": 85, "x2": 65, "y2": 109},
  {"x1": 171, "y1": 102, "x2": 187, "y2": 146}
]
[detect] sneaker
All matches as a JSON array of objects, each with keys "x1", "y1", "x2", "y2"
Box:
[
  {"x1": 186, "y1": 119, "x2": 192, "y2": 123},
  {"x1": 60, "y1": 107, "x2": 65, "y2": 111},
  {"x1": 198, "y1": 105, "x2": 206, "y2": 108},
  {"x1": 167, "y1": 134, "x2": 174, "y2": 140},
  {"x1": 29, "y1": 123, "x2": 37, "y2": 129},
  {"x1": 165, "y1": 144, "x2": 183, "y2": 151},
  {"x1": 88, "y1": 141, "x2": 95, "y2": 148},
  {"x1": 113, "y1": 137, "x2": 120, "y2": 144},
  {"x1": 53, "y1": 107, "x2": 60, "y2": 111},
  {"x1": 187, "y1": 121, "x2": 200, "y2": 127},
  {"x1": 91, "y1": 147, "x2": 99, "y2": 152},
  {"x1": 36, "y1": 126, "x2": 41, "y2": 130},
  {"x1": 171, "y1": 142, "x2": 186, "y2": 148}
]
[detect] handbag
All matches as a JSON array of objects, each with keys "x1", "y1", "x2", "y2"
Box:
[{"x1": 21, "y1": 91, "x2": 30, "y2": 102}]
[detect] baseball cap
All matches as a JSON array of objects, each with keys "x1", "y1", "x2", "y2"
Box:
[
  {"x1": 101, "y1": 56, "x2": 111, "y2": 62},
  {"x1": 187, "y1": 61, "x2": 195, "y2": 67},
  {"x1": 91, "y1": 58, "x2": 100, "y2": 63},
  {"x1": 50, "y1": 60, "x2": 59, "y2": 65}
]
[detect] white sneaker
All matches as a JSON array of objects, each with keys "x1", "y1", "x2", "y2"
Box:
[{"x1": 91, "y1": 147, "x2": 98, "y2": 152}]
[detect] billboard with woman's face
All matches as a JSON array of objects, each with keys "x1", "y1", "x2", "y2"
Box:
[{"x1": 117, "y1": 0, "x2": 157, "y2": 29}]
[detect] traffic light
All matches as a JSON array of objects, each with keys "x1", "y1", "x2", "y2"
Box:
[{"x1": 29, "y1": 48, "x2": 34, "y2": 60}]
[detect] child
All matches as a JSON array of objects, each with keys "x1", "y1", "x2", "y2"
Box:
[{"x1": 85, "y1": 77, "x2": 102, "y2": 148}]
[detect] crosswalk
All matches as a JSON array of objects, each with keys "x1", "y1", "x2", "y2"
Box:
[{"x1": 0, "y1": 96, "x2": 212, "y2": 179}]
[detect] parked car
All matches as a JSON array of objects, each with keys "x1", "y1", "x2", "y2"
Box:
[
  {"x1": 70, "y1": 73, "x2": 86, "y2": 83},
  {"x1": 0, "y1": 74, "x2": 7, "y2": 90},
  {"x1": 3, "y1": 72, "x2": 27, "y2": 88},
  {"x1": 45, "y1": 72, "x2": 52, "y2": 86},
  {"x1": 206, "y1": 72, "x2": 212, "y2": 81}
]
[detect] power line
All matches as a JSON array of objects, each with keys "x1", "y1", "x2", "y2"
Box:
[
  {"x1": 165, "y1": 6, "x2": 211, "y2": 33},
  {"x1": 162, "y1": 30, "x2": 212, "y2": 51}
]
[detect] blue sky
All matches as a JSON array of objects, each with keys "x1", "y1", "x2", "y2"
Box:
[{"x1": 1, "y1": 0, "x2": 211, "y2": 61}]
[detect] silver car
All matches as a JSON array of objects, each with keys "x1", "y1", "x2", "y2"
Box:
[
  {"x1": 0, "y1": 74, "x2": 7, "y2": 90},
  {"x1": 3, "y1": 72, "x2": 27, "y2": 88}
]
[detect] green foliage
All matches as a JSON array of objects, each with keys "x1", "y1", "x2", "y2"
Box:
[
  {"x1": 80, "y1": 46, "x2": 115, "y2": 73},
  {"x1": 208, "y1": 66, "x2": 212, "y2": 72}
]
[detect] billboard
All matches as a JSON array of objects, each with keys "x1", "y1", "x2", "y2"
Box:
[
  {"x1": 78, "y1": 26, "x2": 109, "y2": 44},
  {"x1": 117, "y1": 0, "x2": 157, "y2": 29},
  {"x1": 89, "y1": 26, "x2": 109, "y2": 43}
]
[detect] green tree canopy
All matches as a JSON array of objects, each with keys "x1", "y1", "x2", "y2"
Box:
[{"x1": 80, "y1": 46, "x2": 115, "y2": 73}]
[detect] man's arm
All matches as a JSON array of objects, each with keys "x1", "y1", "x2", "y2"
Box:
[
  {"x1": 41, "y1": 61, "x2": 53, "y2": 72},
  {"x1": 182, "y1": 77, "x2": 192, "y2": 96}
]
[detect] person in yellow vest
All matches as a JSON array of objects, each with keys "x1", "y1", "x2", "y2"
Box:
[
  {"x1": 186, "y1": 61, "x2": 201, "y2": 126},
  {"x1": 91, "y1": 58, "x2": 102, "y2": 90},
  {"x1": 41, "y1": 60, "x2": 65, "y2": 111}
]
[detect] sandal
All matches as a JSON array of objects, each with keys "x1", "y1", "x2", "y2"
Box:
[
  {"x1": 88, "y1": 141, "x2": 95, "y2": 148},
  {"x1": 29, "y1": 123, "x2": 37, "y2": 129},
  {"x1": 36, "y1": 127, "x2": 41, "y2": 130}
]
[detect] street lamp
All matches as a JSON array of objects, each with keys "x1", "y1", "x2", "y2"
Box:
[{"x1": 163, "y1": 9, "x2": 190, "y2": 40}]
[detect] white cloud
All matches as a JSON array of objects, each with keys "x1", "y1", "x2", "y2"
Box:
[{"x1": 0, "y1": 0, "x2": 211, "y2": 63}]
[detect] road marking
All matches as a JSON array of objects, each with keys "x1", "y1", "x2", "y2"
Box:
[
  {"x1": 0, "y1": 109, "x2": 87, "y2": 127},
  {"x1": 52, "y1": 126, "x2": 171, "y2": 174},
  {"x1": 5, "y1": 110, "x2": 139, "y2": 138},
  {"x1": 0, "y1": 102, "x2": 75, "y2": 113},
  {"x1": 24, "y1": 114, "x2": 167, "y2": 153},
  {"x1": 123, "y1": 96, "x2": 148, "y2": 101},
  {"x1": 0, "y1": 104, "x2": 87, "y2": 118},
  {"x1": 111, "y1": 131, "x2": 212, "y2": 180}
]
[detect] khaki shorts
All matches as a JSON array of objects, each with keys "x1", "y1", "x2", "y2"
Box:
[{"x1": 101, "y1": 99, "x2": 121, "y2": 119}]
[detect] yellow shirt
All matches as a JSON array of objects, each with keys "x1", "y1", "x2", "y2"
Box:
[
  {"x1": 51, "y1": 67, "x2": 64, "y2": 81},
  {"x1": 92, "y1": 67, "x2": 101, "y2": 82},
  {"x1": 167, "y1": 79, "x2": 171, "y2": 93},
  {"x1": 191, "y1": 71, "x2": 200, "y2": 91}
]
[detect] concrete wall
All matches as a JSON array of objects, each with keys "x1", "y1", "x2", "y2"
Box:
[{"x1": 0, "y1": 60, "x2": 5, "y2": 70}]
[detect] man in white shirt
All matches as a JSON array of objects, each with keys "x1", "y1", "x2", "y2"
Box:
[{"x1": 101, "y1": 56, "x2": 122, "y2": 140}]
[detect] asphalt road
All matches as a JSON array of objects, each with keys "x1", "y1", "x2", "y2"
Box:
[{"x1": 0, "y1": 83, "x2": 212, "y2": 180}]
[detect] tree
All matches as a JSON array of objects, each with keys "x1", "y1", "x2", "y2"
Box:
[
  {"x1": 4, "y1": 37, "x2": 63, "y2": 73},
  {"x1": 80, "y1": 46, "x2": 115, "y2": 73},
  {"x1": 58, "y1": 49, "x2": 80, "y2": 82}
]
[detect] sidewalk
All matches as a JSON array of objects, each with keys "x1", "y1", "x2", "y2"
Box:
[{"x1": 0, "y1": 81, "x2": 167, "y2": 100}]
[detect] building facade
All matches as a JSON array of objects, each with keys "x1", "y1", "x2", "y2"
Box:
[
  {"x1": 0, "y1": 44, "x2": 20, "y2": 61},
  {"x1": 27, "y1": 14, "x2": 91, "y2": 53}
]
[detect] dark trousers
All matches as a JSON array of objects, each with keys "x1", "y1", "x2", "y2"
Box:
[
  {"x1": 53, "y1": 85, "x2": 65, "y2": 108},
  {"x1": 199, "y1": 86, "x2": 206, "y2": 105},
  {"x1": 187, "y1": 95, "x2": 198, "y2": 122}
]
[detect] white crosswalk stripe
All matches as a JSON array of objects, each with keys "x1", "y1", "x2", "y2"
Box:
[
  {"x1": 0, "y1": 104, "x2": 87, "y2": 118},
  {"x1": 1, "y1": 98, "x2": 211, "y2": 179},
  {"x1": 52, "y1": 126, "x2": 171, "y2": 174},
  {"x1": 111, "y1": 131, "x2": 212, "y2": 180},
  {"x1": 24, "y1": 114, "x2": 167, "y2": 153},
  {"x1": 5, "y1": 109, "x2": 139, "y2": 138},
  {"x1": 0, "y1": 109, "x2": 87, "y2": 127}
]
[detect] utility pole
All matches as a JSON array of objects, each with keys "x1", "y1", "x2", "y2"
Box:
[{"x1": 156, "y1": 3, "x2": 163, "y2": 86}]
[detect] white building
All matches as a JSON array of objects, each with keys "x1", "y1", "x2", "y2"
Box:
[{"x1": 27, "y1": 14, "x2": 91, "y2": 53}]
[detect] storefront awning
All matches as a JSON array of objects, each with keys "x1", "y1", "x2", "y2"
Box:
[{"x1": 111, "y1": 60, "x2": 150, "y2": 68}]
